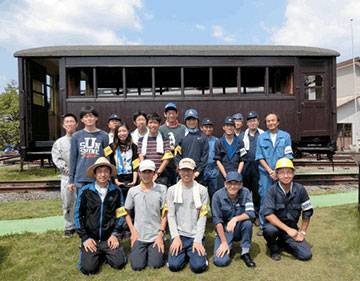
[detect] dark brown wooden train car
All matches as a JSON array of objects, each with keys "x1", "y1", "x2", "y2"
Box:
[{"x1": 14, "y1": 45, "x2": 339, "y2": 161}]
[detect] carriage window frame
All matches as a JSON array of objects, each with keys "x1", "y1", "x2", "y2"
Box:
[{"x1": 304, "y1": 73, "x2": 324, "y2": 101}]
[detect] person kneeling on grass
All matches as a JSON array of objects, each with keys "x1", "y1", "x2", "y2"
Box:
[
  {"x1": 211, "y1": 171, "x2": 256, "y2": 268},
  {"x1": 167, "y1": 158, "x2": 209, "y2": 273},
  {"x1": 263, "y1": 158, "x2": 313, "y2": 261},
  {"x1": 75, "y1": 157, "x2": 127, "y2": 275},
  {"x1": 125, "y1": 159, "x2": 168, "y2": 270}
]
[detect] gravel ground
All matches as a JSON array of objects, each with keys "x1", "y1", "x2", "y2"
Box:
[
  {"x1": 0, "y1": 191, "x2": 61, "y2": 202},
  {"x1": 0, "y1": 184, "x2": 357, "y2": 202}
]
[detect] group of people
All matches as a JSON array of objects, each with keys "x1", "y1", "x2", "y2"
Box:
[{"x1": 51, "y1": 102, "x2": 313, "y2": 275}]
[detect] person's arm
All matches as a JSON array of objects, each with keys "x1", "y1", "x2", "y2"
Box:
[
  {"x1": 167, "y1": 188, "x2": 182, "y2": 256},
  {"x1": 196, "y1": 135, "x2": 209, "y2": 175},
  {"x1": 51, "y1": 140, "x2": 68, "y2": 174},
  {"x1": 237, "y1": 161, "x2": 245, "y2": 174},
  {"x1": 74, "y1": 188, "x2": 90, "y2": 242},
  {"x1": 215, "y1": 223, "x2": 230, "y2": 258},
  {"x1": 192, "y1": 188, "x2": 208, "y2": 256},
  {"x1": 153, "y1": 214, "x2": 167, "y2": 253},
  {"x1": 68, "y1": 135, "x2": 78, "y2": 191},
  {"x1": 284, "y1": 132, "x2": 294, "y2": 160},
  {"x1": 265, "y1": 214, "x2": 298, "y2": 239},
  {"x1": 259, "y1": 159, "x2": 277, "y2": 181}
]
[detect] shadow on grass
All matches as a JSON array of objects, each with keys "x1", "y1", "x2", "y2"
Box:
[{"x1": 0, "y1": 245, "x2": 10, "y2": 269}]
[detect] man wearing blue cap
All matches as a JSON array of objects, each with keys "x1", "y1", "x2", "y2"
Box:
[
  {"x1": 232, "y1": 113, "x2": 244, "y2": 137},
  {"x1": 200, "y1": 117, "x2": 219, "y2": 203},
  {"x1": 174, "y1": 109, "x2": 209, "y2": 183},
  {"x1": 108, "y1": 113, "x2": 121, "y2": 144},
  {"x1": 211, "y1": 171, "x2": 256, "y2": 268},
  {"x1": 159, "y1": 103, "x2": 186, "y2": 185},
  {"x1": 240, "y1": 111, "x2": 264, "y2": 226},
  {"x1": 214, "y1": 116, "x2": 246, "y2": 190}
]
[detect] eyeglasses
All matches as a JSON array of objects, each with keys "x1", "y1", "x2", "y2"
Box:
[{"x1": 277, "y1": 171, "x2": 294, "y2": 176}]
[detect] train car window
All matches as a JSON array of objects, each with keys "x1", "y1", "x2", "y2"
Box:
[
  {"x1": 269, "y1": 67, "x2": 294, "y2": 95},
  {"x1": 212, "y1": 67, "x2": 238, "y2": 95},
  {"x1": 125, "y1": 67, "x2": 152, "y2": 96},
  {"x1": 67, "y1": 68, "x2": 93, "y2": 96},
  {"x1": 155, "y1": 67, "x2": 181, "y2": 96},
  {"x1": 184, "y1": 67, "x2": 209, "y2": 95},
  {"x1": 32, "y1": 79, "x2": 45, "y2": 106},
  {"x1": 240, "y1": 67, "x2": 265, "y2": 94},
  {"x1": 97, "y1": 67, "x2": 124, "y2": 96},
  {"x1": 304, "y1": 74, "x2": 324, "y2": 100}
]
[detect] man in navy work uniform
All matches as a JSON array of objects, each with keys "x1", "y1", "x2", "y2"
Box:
[
  {"x1": 240, "y1": 111, "x2": 264, "y2": 226},
  {"x1": 214, "y1": 116, "x2": 246, "y2": 190},
  {"x1": 255, "y1": 112, "x2": 293, "y2": 236},
  {"x1": 233, "y1": 113, "x2": 244, "y2": 137},
  {"x1": 211, "y1": 171, "x2": 256, "y2": 268},
  {"x1": 174, "y1": 109, "x2": 209, "y2": 183},
  {"x1": 200, "y1": 117, "x2": 219, "y2": 203},
  {"x1": 263, "y1": 158, "x2": 313, "y2": 261},
  {"x1": 75, "y1": 157, "x2": 127, "y2": 275}
]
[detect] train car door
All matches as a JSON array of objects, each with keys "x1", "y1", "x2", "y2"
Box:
[
  {"x1": 29, "y1": 62, "x2": 49, "y2": 141},
  {"x1": 298, "y1": 66, "x2": 330, "y2": 138}
]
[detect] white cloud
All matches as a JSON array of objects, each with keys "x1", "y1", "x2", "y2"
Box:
[
  {"x1": 195, "y1": 24, "x2": 205, "y2": 31},
  {"x1": 0, "y1": 0, "x2": 144, "y2": 49},
  {"x1": 144, "y1": 12, "x2": 154, "y2": 20},
  {"x1": 270, "y1": 0, "x2": 360, "y2": 60},
  {"x1": 212, "y1": 25, "x2": 236, "y2": 42}
]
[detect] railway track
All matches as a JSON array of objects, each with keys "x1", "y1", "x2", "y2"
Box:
[{"x1": 0, "y1": 180, "x2": 60, "y2": 193}]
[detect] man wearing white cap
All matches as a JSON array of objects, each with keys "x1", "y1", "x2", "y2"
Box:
[
  {"x1": 167, "y1": 158, "x2": 209, "y2": 273},
  {"x1": 75, "y1": 157, "x2": 126, "y2": 275},
  {"x1": 124, "y1": 159, "x2": 168, "y2": 270}
]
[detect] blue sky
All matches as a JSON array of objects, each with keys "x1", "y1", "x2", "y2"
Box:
[{"x1": 0, "y1": 0, "x2": 359, "y2": 91}]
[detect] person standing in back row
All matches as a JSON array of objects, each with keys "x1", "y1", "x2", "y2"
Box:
[
  {"x1": 51, "y1": 113, "x2": 78, "y2": 238},
  {"x1": 255, "y1": 112, "x2": 293, "y2": 236}
]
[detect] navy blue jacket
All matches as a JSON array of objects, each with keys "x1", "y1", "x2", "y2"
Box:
[
  {"x1": 174, "y1": 130, "x2": 209, "y2": 174},
  {"x1": 214, "y1": 135, "x2": 246, "y2": 172},
  {"x1": 263, "y1": 182, "x2": 313, "y2": 228},
  {"x1": 211, "y1": 187, "x2": 255, "y2": 225},
  {"x1": 75, "y1": 182, "x2": 125, "y2": 242}
]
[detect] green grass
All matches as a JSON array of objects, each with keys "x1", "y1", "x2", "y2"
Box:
[
  {"x1": 0, "y1": 200, "x2": 62, "y2": 220},
  {"x1": 0, "y1": 204, "x2": 359, "y2": 281},
  {"x1": 0, "y1": 166, "x2": 60, "y2": 181}
]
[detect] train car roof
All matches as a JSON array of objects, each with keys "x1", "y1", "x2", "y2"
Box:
[{"x1": 14, "y1": 45, "x2": 340, "y2": 58}]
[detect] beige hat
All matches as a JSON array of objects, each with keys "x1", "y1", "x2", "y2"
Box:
[
  {"x1": 139, "y1": 159, "x2": 156, "y2": 172},
  {"x1": 179, "y1": 158, "x2": 196, "y2": 170},
  {"x1": 86, "y1": 157, "x2": 118, "y2": 178}
]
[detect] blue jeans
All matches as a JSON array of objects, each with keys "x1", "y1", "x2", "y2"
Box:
[{"x1": 168, "y1": 236, "x2": 208, "y2": 273}]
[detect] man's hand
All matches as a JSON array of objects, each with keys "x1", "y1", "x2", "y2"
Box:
[
  {"x1": 215, "y1": 241, "x2": 230, "y2": 258},
  {"x1": 192, "y1": 242, "x2": 206, "y2": 256},
  {"x1": 128, "y1": 181, "x2": 136, "y2": 187},
  {"x1": 114, "y1": 179, "x2": 124, "y2": 186},
  {"x1": 65, "y1": 169, "x2": 69, "y2": 175},
  {"x1": 83, "y1": 238, "x2": 97, "y2": 253},
  {"x1": 152, "y1": 173, "x2": 159, "y2": 182},
  {"x1": 295, "y1": 231, "x2": 305, "y2": 242},
  {"x1": 153, "y1": 233, "x2": 165, "y2": 253},
  {"x1": 268, "y1": 169, "x2": 277, "y2": 181},
  {"x1": 68, "y1": 184, "x2": 75, "y2": 192},
  {"x1": 226, "y1": 217, "x2": 238, "y2": 233},
  {"x1": 170, "y1": 236, "x2": 182, "y2": 256},
  {"x1": 107, "y1": 234, "x2": 119, "y2": 250},
  {"x1": 287, "y1": 228, "x2": 299, "y2": 240},
  {"x1": 130, "y1": 230, "x2": 141, "y2": 247},
  {"x1": 193, "y1": 171, "x2": 200, "y2": 179}
]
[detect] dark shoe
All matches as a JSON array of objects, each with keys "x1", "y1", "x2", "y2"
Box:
[
  {"x1": 270, "y1": 253, "x2": 281, "y2": 261},
  {"x1": 63, "y1": 229, "x2": 76, "y2": 238},
  {"x1": 254, "y1": 217, "x2": 260, "y2": 227},
  {"x1": 257, "y1": 229, "x2": 263, "y2": 236},
  {"x1": 241, "y1": 253, "x2": 256, "y2": 268}
]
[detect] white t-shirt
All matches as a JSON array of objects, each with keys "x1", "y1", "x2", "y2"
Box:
[{"x1": 270, "y1": 133, "x2": 277, "y2": 147}]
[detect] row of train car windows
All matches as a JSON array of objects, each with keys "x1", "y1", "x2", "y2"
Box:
[{"x1": 64, "y1": 67, "x2": 323, "y2": 100}]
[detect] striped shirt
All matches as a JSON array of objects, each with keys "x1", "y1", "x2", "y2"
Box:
[{"x1": 138, "y1": 135, "x2": 172, "y2": 170}]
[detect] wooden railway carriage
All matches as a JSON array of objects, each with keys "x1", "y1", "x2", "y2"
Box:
[{"x1": 14, "y1": 45, "x2": 339, "y2": 161}]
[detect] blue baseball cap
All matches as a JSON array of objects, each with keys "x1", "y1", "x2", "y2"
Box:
[
  {"x1": 201, "y1": 117, "x2": 213, "y2": 126},
  {"x1": 164, "y1": 102, "x2": 177, "y2": 112},
  {"x1": 225, "y1": 171, "x2": 243, "y2": 183},
  {"x1": 233, "y1": 113, "x2": 243, "y2": 120},
  {"x1": 108, "y1": 113, "x2": 121, "y2": 122},
  {"x1": 247, "y1": 111, "x2": 259, "y2": 120},
  {"x1": 184, "y1": 109, "x2": 199, "y2": 120},
  {"x1": 224, "y1": 116, "x2": 235, "y2": 125}
]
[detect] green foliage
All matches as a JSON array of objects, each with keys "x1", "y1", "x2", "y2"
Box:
[{"x1": 0, "y1": 80, "x2": 20, "y2": 150}]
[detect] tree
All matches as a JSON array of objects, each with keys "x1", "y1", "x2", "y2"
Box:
[{"x1": 0, "y1": 80, "x2": 20, "y2": 151}]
